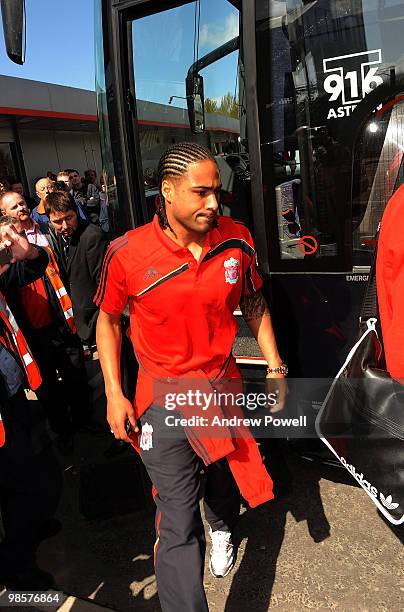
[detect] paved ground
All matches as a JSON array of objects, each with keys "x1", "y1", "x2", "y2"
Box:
[{"x1": 33, "y1": 430, "x2": 404, "y2": 612}]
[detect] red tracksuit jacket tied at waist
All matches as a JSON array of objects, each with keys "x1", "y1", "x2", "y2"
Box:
[{"x1": 130, "y1": 356, "x2": 274, "y2": 509}]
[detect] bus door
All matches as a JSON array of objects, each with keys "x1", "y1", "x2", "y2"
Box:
[
  {"x1": 117, "y1": 0, "x2": 275, "y2": 362},
  {"x1": 124, "y1": 0, "x2": 246, "y2": 220},
  {"x1": 253, "y1": 0, "x2": 404, "y2": 447}
]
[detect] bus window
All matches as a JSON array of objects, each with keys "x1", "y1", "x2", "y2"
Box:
[
  {"x1": 352, "y1": 99, "x2": 404, "y2": 265},
  {"x1": 130, "y1": 1, "x2": 253, "y2": 226},
  {"x1": 95, "y1": 0, "x2": 121, "y2": 232},
  {"x1": 256, "y1": 0, "x2": 404, "y2": 271}
]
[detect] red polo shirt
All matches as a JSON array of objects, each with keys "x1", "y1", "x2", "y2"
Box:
[{"x1": 95, "y1": 215, "x2": 263, "y2": 416}]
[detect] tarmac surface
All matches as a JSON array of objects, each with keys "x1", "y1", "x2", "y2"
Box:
[{"x1": 32, "y1": 428, "x2": 403, "y2": 612}]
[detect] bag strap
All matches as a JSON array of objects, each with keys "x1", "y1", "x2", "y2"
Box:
[{"x1": 359, "y1": 226, "x2": 380, "y2": 323}]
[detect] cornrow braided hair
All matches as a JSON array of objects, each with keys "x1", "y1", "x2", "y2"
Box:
[{"x1": 156, "y1": 142, "x2": 216, "y2": 230}]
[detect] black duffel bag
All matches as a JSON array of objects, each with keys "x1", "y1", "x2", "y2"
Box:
[{"x1": 316, "y1": 235, "x2": 404, "y2": 525}]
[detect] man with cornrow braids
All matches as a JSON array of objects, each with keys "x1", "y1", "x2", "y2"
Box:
[{"x1": 96, "y1": 142, "x2": 287, "y2": 612}]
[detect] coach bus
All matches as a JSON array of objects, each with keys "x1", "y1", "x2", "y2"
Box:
[{"x1": 3, "y1": 0, "x2": 404, "y2": 460}]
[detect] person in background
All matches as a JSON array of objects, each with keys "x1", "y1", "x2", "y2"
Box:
[
  {"x1": 69, "y1": 169, "x2": 100, "y2": 222},
  {"x1": 8, "y1": 177, "x2": 36, "y2": 211},
  {"x1": 56, "y1": 170, "x2": 72, "y2": 193},
  {"x1": 53, "y1": 175, "x2": 90, "y2": 357},
  {"x1": 44, "y1": 190, "x2": 133, "y2": 456},
  {"x1": 31, "y1": 177, "x2": 42, "y2": 206},
  {"x1": 0, "y1": 192, "x2": 91, "y2": 454},
  {"x1": 42, "y1": 191, "x2": 108, "y2": 348},
  {"x1": 31, "y1": 178, "x2": 55, "y2": 224},
  {"x1": 0, "y1": 177, "x2": 10, "y2": 195},
  {"x1": 0, "y1": 219, "x2": 62, "y2": 590},
  {"x1": 55, "y1": 171, "x2": 88, "y2": 221},
  {"x1": 7, "y1": 178, "x2": 23, "y2": 196},
  {"x1": 99, "y1": 173, "x2": 110, "y2": 234},
  {"x1": 55, "y1": 170, "x2": 72, "y2": 191},
  {"x1": 85, "y1": 169, "x2": 100, "y2": 190},
  {"x1": 46, "y1": 171, "x2": 57, "y2": 182}
]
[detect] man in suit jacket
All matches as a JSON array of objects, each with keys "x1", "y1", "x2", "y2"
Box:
[
  {"x1": 43, "y1": 191, "x2": 133, "y2": 456},
  {"x1": 42, "y1": 191, "x2": 108, "y2": 345}
]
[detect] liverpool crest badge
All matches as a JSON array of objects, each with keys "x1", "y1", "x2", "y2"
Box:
[
  {"x1": 224, "y1": 257, "x2": 239, "y2": 284},
  {"x1": 139, "y1": 423, "x2": 153, "y2": 451}
]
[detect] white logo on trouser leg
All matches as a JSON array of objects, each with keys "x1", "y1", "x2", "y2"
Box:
[{"x1": 140, "y1": 423, "x2": 153, "y2": 451}]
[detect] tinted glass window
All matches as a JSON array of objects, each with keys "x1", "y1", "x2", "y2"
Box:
[
  {"x1": 95, "y1": 0, "x2": 120, "y2": 232},
  {"x1": 352, "y1": 101, "x2": 404, "y2": 265},
  {"x1": 257, "y1": 0, "x2": 404, "y2": 270},
  {"x1": 131, "y1": 1, "x2": 253, "y2": 226}
]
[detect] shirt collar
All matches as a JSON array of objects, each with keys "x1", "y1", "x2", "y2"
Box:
[
  {"x1": 25, "y1": 220, "x2": 39, "y2": 235},
  {"x1": 36, "y1": 200, "x2": 46, "y2": 214},
  {"x1": 152, "y1": 213, "x2": 219, "y2": 254}
]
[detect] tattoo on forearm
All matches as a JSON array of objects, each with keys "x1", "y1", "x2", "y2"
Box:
[{"x1": 240, "y1": 291, "x2": 270, "y2": 321}]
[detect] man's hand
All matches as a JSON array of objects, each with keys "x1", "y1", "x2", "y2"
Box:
[
  {"x1": 107, "y1": 393, "x2": 139, "y2": 443},
  {"x1": 0, "y1": 224, "x2": 37, "y2": 262},
  {"x1": 265, "y1": 373, "x2": 288, "y2": 413},
  {"x1": 97, "y1": 311, "x2": 137, "y2": 442}
]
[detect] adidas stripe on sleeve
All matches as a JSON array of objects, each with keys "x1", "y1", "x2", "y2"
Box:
[{"x1": 94, "y1": 235, "x2": 128, "y2": 315}]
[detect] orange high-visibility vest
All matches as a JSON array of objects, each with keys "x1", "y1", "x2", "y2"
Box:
[
  {"x1": 45, "y1": 246, "x2": 76, "y2": 333},
  {"x1": 0, "y1": 291, "x2": 42, "y2": 447}
]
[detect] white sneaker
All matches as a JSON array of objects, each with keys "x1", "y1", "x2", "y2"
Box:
[{"x1": 209, "y1": 528, "x2": 235, "y2": 578}]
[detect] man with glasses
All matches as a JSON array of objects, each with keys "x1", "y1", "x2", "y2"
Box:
[{"x1": 31, "y1": 178, "x2": 55, "y2": 224}]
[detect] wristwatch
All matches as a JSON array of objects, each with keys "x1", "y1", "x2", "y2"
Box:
[{"x1": 266, "y1": 363, "x2": 288, "y2": 376}]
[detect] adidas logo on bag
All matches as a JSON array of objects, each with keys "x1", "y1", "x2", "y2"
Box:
[
  {"x1": 379, "y1": 493, "x2": 399, "y2": 511},
  {"x1": 340, "y1": 456, "x2": 400, "y2": 512}
]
